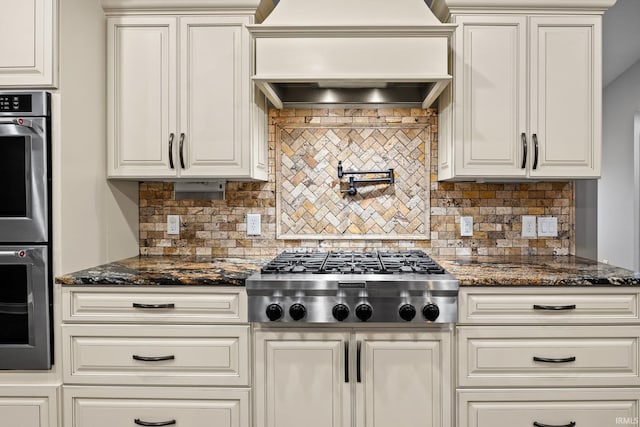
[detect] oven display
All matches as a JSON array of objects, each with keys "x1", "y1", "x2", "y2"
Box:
[{"x1": 0, "y1": 94, "x2": 32, "y2": 112}]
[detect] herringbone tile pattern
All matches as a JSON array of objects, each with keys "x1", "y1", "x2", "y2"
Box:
[{"x1": 277, "y1": 126, "x2": 429, "y2": 239}]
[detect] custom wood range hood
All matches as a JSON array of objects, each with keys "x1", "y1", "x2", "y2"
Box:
[{"x1": 248, "y1": 0, "x2": 456, "y2": 109}]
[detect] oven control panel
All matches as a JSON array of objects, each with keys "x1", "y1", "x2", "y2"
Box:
[{"x1": 0, "y1": 94, "x2": 32, "y2": 112}]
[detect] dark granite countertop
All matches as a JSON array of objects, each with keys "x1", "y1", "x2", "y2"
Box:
[
  {"x1": 55, "y1": 254, "x2": 640, "y2": 288},
  {"x1": 435, "y1": 255, "x2": 640, "y2": 286},
  {"x1": 55, "y1": 256, "x2": 266, "y2": 286}
]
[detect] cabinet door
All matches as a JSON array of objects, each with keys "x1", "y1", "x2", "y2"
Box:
[
  {"x1": 454, "y1": 15, "x2": 527, "y2": 178},
  {"x1": 529, "y1": 16, "x2": 601, "y2": 178},
  {"x1": 107, "y1": 16, "x2": 177, "y2": 178},
  {"x1": 0, "y1": 0, "x2": 56, "y2": 87},
  {"x1": 178, "y1": 16, "x2": 250, "y2": 178},
  {"x1": 0, "y1": 386, "x2": 58, "y2": 427},
  {"x1": 355, "y1": 331, "x2": 452, "y2": 427},
  {"x1": 254, "y1": 330, "x2": 351, "y2": 427}
]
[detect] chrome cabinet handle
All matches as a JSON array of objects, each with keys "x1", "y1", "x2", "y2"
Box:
[
  {"x1": 134, "y1": 419, "x2": 177, "y2": 426},
  {"x1": 533, "y1": 356, "x2": 576, "y2": 363},
  {"x1": 344, "y1": 341, "x2": 349, "y2": 383},
  {"x1": 533, "y1": 422, "x2": 576, "y2": 427},
  {"x1": 533, "y1": 304, "x2": 576, "y2": 311},
  {"x1": 521, "y1": 132, "x2": 528, "y2": 169},
  {"x1": 532, "y1": 133, "x2": 539, "y2": 169},
  {"x1": 132, "y1": 303, "x2": 175, "y2": 309},
  {"x1": 356, "y1": 341, "x2": 362, "y2": 383},
  {"x1": 132, "y1": 355, "x2": 175, "y2": 362},
  {"x1": 179, "y1": 133, "x2": 185, "y2": 169},
  {"x1": 168, "y1": 133, "x2": 175, "y2": 169}
]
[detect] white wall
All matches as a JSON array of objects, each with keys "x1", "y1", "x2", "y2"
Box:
[
  {"x1": 54, "y1": 0, "x2": 139, "y2": 275},
  {"x1": 597, "y1": 58, "x2": 640, "y2": 270}
]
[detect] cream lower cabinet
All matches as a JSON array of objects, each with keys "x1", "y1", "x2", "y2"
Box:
[
  {"x1": 456, "y1": 287, "x2": 640, "y2": 427},
  {"x1": 107, "y1": 13, "x2": 268, "y2": 180},
  {"x1": 253, "y1": 328, "x2": 452, "y2": 427},
  {"x1": 0, "y1": 386, "x2": 58, "y2": 427},
  {"x1": 434, "y1": 0, "x2": 611, "y2": 180},
  {"x1": 0, "y1": 0, "x2": 57, "y2": 87},
  {"x1": 60, "y1": 286, "x2": 250, "y2": 427}
]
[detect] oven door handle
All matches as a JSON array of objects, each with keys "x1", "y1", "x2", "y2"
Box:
[
  {"x1": 0, "y1": 250, "x2": 29, "y2": 258},
  {"x1": 0, "y1": 119, "x2": 41, "y2": 132},
  {"x1": 0, "y1": 302, "x2": 28, "y2": 315}
]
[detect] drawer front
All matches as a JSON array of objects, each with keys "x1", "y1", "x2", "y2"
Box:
[
  {"x1": 61, "y1": 287, "x2": 246, "y2": 323},
  {"x1": 63, "y1": 386, "x2": 249, "y2": 427},
  {"x1": 62, "y1": 324, "x2": 249, "y2": 386},
  {"x1": 0, "y1": 386, "x2": 58, "y2": 427},
  {"x1": 459, "y1": 389, "x2": 639, "y2": 427},
  {"x1": 458, "y1": 326, "x2": 640, "y2": 387},
  {"x1": 459, "y1": 288, "x2": 639, "y2": 324}
]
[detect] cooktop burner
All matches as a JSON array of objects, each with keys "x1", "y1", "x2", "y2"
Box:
[{"x1": 260, "y1": 250, "x2": 446, "y2": 275}]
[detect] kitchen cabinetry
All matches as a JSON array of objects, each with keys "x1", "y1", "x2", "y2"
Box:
[
  {"x1": 0, "y1": 0, "x2": 57, "y2": 87},
  {"x1": 0, "y1": 386, "x2": 58, "y2": 427},
  {"x1": 456, "y1": 287, "x2": 640, "y2": 427},
  {"x1": 254, "y1": 328, "x2": 452, "y2": 427},
  {"x1": 60, "y1": 286, "x2": 250, "y2": 427},
  {"x1": 106, "y1": 10, "x2": 268, "y2": 180},
  {"x1": 433, "y1": 0, "x2": 613, "y2": 180}
]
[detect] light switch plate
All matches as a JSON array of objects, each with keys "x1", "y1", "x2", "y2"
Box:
[
  {"x1": 167, "y1": 215, "x2": 180, "y2": 235},
  {"x1": 537, "y1": 217, "x2": 558, "y2": 237},
  {"x1": 247, "y1": 213, "x2": 261, "y2": 235},
  {"x1": 460, "y1": 216, "x2": 473, "y2": 237},
  {"x1": 522, "y1": 215, "x2": 537, "y2": 237}
]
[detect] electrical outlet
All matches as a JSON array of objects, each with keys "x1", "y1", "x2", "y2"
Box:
[
  {"x1": 247, "y1": 213, "x2": 261, "y2": 235},
  {"x1": 522, "y1": 215, "x2": 537, "y2": 237},
  {"x1": 167, "y1": 215, "x2": 180, "y2": 235},
  {"x1": 460, "y1": 216, "x2": 473, "y2": 237},
  {"x1": 537, "y1": 216, "x2": 558, "y2": 237}
]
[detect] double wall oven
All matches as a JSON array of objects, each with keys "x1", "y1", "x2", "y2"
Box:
[{"x1": 0, "y1": 91, "x2": 52, "y2": 370}]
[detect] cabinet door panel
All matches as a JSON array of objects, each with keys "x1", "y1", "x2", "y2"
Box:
[
  {"x1": 107, "y1": 16, "x2": 177, "y2": 178},
  {"x1": 254, "y1": 330, "x2": 351, "y2": 427},
  {"x1": 0, "y1": 0, "x2": 56, "y2": 87},
  {"x1": 0, "y1": 386, "x2": 57, "y2": 427},
  {"x1": 179, "y1": 17, "x2": 249, "y2": 178},
  {"x1": 355, "y1": 331, "x2": 452, "y2": 427},
  {"x1": 455, "y1": 15, "x2": 527, "y2": 177},
  {"x1": 530, "y1": 16, "x2": 600, "y2": 178}
]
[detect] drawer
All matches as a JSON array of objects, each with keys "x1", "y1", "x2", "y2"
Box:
[
  {"x1": 62, "y1": 324, "x2": 249, "y2": 386},
  {"x1": 61, "y1": 287, "x2": 246, "y2": 323},
  {"x1": 458, "y1": 326, "x2": 640, "y2": 387},
  {"x1": 458, "y1": 389, "x2": 639, "y2": 427},
  {"x1": 459, "y1": 288, "x2": 640, "y2": 324},
  {"x1": 0, "y1": 386, "x2": 58, "y2": 427},
  {"x1": 63, "y1": 386, "x2": 249, "y2": 427}
]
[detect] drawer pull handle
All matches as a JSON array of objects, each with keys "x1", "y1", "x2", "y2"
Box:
[
  {"x1": 134, "y1": 419, "x2": 177, "y2": 426},
  {"x1": 533, "y1": 304, "x2": 576, "y2": 311},
  {"x1": 132, "y1": 303, "x2": 176, "y2": 309},
  {"x1": 132, "y1": 355, "x2": 175, "y2": 362},
  {"x1": 344, "y1": 340, "x2": 349, "y2": 383},
  {"x1": 533, "y1": 422, "x2": 576, "y2": 427},
  {"x1": 533, "y1": 356, "x2": 576, "y2": 363}
]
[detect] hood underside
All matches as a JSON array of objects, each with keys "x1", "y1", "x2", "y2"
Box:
[{"x1": 248, "y1": 0, "x2": 456, "y2": 108}]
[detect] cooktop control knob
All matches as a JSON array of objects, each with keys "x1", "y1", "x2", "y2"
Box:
[
  {"x1": 355, "y1": 303, "x2": 373, "y2": 321},
  {"x1": 422, "y1": 303, "x2": 440, "y2": 322},
  {"x1": 332, "y1": 304, "x2": 350, "y2": 321},
  {"x1": 289, "y1": 303, "x2": 307, "y2": 321},
  {"x1": 265, "y1": 303, "x2": 284, "y2": 321},
  {"x1": 399, "y1": 304, "x2": 416, "y2": 321}
]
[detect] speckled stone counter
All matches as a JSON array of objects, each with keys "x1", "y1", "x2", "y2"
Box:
[
  {"x1": 436, "y1": 256, "x2": 640, "y2": 286},
  {"x1": 55, "y1": 256, "x2": 265, "y2": 286}
]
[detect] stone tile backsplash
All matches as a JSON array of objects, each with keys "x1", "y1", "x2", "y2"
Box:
[{"x1": 139, "y1": 108, "x2": 574, "y2": 257}]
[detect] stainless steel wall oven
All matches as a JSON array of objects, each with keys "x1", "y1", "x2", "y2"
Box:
[{"x1": 0, "y1": 91, "x2": 52, "y2": 370}]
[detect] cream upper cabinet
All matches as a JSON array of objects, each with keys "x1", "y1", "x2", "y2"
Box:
[
  {"x1": 435, "y1": 2, "x2": 607, "y2": 180},
  {"x1": 0, "y1": 0, "x2": 57, "y2": 87},
  {"x1": 254, "y1": 328, "x2": 452, "y2": 427},
  {"x1": 107, "y1": 14, "x2": 268, "y2": 180}
]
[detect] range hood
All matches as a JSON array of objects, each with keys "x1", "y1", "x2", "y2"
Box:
[{"x1": 248, "y1": 0, "x2": 456, "y2": 109}]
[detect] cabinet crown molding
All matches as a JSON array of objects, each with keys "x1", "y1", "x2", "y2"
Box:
[
  {"x1": 431, "y1": 0, "x2": 617, "y2": 20},
  {"x1": 101, "y1": 0, "x2": 263, "y2": 13}
]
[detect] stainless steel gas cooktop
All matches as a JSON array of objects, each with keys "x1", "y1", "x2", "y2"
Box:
[{"x1": 246, "y1": 250, "x2": 459, "y2": 323}]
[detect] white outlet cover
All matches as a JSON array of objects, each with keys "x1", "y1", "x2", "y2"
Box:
[
  {"x1": 522, "y1": 215, "x2": 537, "y2": 238},
  {"x1": 167, "y1": 215, "x2": 180, "y2": 235},
  {"x1": 537, "y1": 217, "x2": 558, "y2": 237},
  {"x1": 247, "y1": 213, "x2": 261, "y2": 235},
  {"x1": 460, "y1": 216, "x2": 473, "y2": 237}
]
